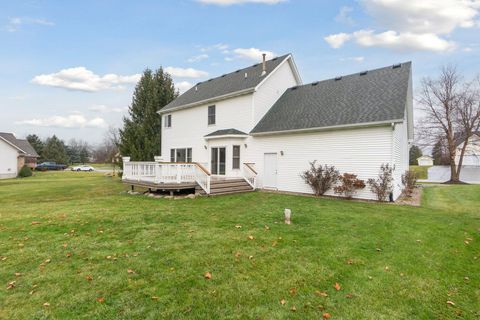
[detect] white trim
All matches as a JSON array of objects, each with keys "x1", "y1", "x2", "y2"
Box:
[
  {"x1": 204, "y1": 134, "x2": 249, "y2": 140},
  {"x1": 158, "y1": 88, "x2": 255, "y2": 114},
  {"x1": 254, "y1": 55, "x2": 302, "y2": 92},
  {"x1": 250, "y1": 119, "x2": 405, "y2": 136},
  {"x1": 0, "y1": 135, "x2": 26, "y2": 154}
]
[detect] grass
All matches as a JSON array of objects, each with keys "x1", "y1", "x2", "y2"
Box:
[
  {"x1": 409, "y1": 165, "x2": 431, "y2": 179},
  {"x1": 0, "y1": 172, "x2": 479, "y2": 319}
]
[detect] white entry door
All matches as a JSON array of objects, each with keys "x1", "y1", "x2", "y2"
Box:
[{"x1": 264, "y1": 153, "x2": 278, "y2": 189}]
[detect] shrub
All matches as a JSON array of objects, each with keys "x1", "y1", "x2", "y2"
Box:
[
  {"x1": 18, "y1": 165, "x2": 33, "y2": 178},
  {"x1": 334, "y1": 173, "x2": 366, "y2": 199},
  {"x1": 301, "y1": 162, "x2": 340, "y2": 196},
  {"x1": 367, "y1": 164, "x2": 394, "y2": 202},
  {"x1": 401, "y1": 170, "x2": 417, "y2": 197}
]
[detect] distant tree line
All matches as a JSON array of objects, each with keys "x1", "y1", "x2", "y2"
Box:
[{"x1": 26, "y1": 128, "x2": 119, "y2": 164}]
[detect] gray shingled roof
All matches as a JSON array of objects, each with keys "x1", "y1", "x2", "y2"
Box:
[
  {"x1": 205, "y1": 128, "x2": 248, "y2": 137},
  {"x1": 161, "y1": 54, "x2": 291, "y2": 112},
  {"x1": 0, "y1": 132, "x2": 39, "y2": 157},
  {"x1": 251, "y1": 62, "x2": 411, "y2": 134}
]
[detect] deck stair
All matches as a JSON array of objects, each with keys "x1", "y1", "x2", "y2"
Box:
[{"x1": 197, "y1": 178, "x2": 253, "y2": 196}]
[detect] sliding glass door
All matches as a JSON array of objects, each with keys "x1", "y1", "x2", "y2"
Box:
[{"x1": 211, "y1": 147, "x2": 226, "y2": 175}]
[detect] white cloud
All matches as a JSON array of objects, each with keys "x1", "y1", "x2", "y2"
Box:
[
  {"x1": 187, "y1": 54, "x2": 209, "y2": 63},
  {"x1": 324, "y1": 33, "x2": 352, "y2": 49},
  {"x1": 341, "y1": 56, "x2": 365, "y2": 62},
  {"x1": 176, "y1": 81, "x2": 194, "y2": 93},
  {"x1": 463, "y1": 47, "x2": 474, "y2": 52},
  {"x1": 165, "y1": 67, "x2": 208, "y2": 78},
  {"x1": 88, "y1": 105, "x2": 127, "y2": 113},
  {"x1": 326, "y1": 30, "x2": 456, "y2": 52},
  {"x1": 361, "y1": 0, "x2": 480, "y2": 35},
  {"x1": 16, "y1": 114, "x2": 107, "y2": 128},
  {"x1": 196, "y1": 0, "x2": 286, "y2": 5},
  {"x1": 200, "y1": 43, "x2": 229, "y2": 52},
  {"x1": 325, "y1": 0, "x2": 480, "y2": 52},
  {"x1": 32, "y1": 67, "x2": 141, "y2": 92},
  {"x1": 6, "y1": 17, "x2": 54, "y2": 32},
  {"x1": 227, "y1": 48, "x2": 276, "y2": 61},
  {"x1": 335, "y1": 6, "x2": 355, "y2": 25}
]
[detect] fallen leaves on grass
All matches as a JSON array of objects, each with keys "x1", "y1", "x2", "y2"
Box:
[
  {"x1": 7, "y1": 281, "x2": 15, "y2": 289},
  {"x1": 96, "y1": 297, "x2": 105, "y2": 303},
  {"x1": 323, "y1": 312, "x2": 331, "y2": 319},
  {"x1": 204, "y1": 272, "x2": 212, "y2": 280},
  {"x1": 346, "y1": 259, "x2": 353, "y2": 265},
  {"x1": 151, "y1": 296, "x2": 160, "y2": 301},
  {"x1": 346, "y1": 293, "x2": 353, "y2": 298},
  {"x1": 272, "y1": 241, "x2": 278, "y2": 247},
  {"x1": 234, "y1": 252, "x2": 241, "y2": 258},
  {"x1": 446, "y1": 300, "x2": 456, "y2": 306},
  {"x1": 291, "y1": 305, "x2": 297, "y2": 312},
  {"x1": 247, "y1": 235, "x2": 254, "y2": 240},
  {"x1": 289, "y1": 288, "x2": 297, "y2": 296},
  {"x1": 280, "y1": 299, "x2": 286, "y2": 305},
  {"x1": 264, "y1": 225, "x2": 270, "y2": 230},
  {"x1": 43, "y1": 302, "x2": 50, "y2": 307},
  {"x1": 14, "y1": 272, "x2": 22, "y2": 277},
  {"x1": 1, "y1": 256, "x2": 7, "y2": 261},
  {"x1": 86, "y1": 275, "x2": 93, "y2": 281},
  {"x1": 315, "y1": 291, "x2": 328, "y2": 297},
  {"x1": 235, "y1": 225, "x2": 242, "y2": 229},
  {"x1": 127, "y1": 269, "x2": 136, "y2": 274},
  {"x1": 66, "y1": 253, "x2": 72, "y2": 258},
  {"x1": 31, "y1": 221, "x2": 41, "y2": 225},
  {"x1": 333, "y1": 283, "x2": 341, "y2": 291}
]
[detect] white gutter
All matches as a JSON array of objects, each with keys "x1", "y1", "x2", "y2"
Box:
[
  {"x1": 204, "y1": 134, "x2": 249, "y2": 140},
  {"x1": 250, "y1": 119, "x2": 405, "y2": 136}
]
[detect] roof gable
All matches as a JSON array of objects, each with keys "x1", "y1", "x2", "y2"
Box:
[
  {"x1": 251, "y1": 62, "x2": 412, "y2": 134},
  {"x1": 0, "y1": 132, "x2": 39, "y2": 157},
  {"x1": 160, "y1": 54, "x2": 292, "y2": 112}
]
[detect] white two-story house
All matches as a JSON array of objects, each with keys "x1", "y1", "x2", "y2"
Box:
[{"x1": 123, "y1": 53, "x2": 413, "y2": 200}]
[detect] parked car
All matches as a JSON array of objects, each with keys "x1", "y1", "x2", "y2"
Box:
[
  {"x1": 35, "y1": 162, "x2": 68, "y2": 171},
  {"x1": 71, "y1": 165, "x2": 95, "y2": 172}
]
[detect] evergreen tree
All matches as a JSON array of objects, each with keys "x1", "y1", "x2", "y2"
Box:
[
  {"x1": 42, "y1": 135, "x2": 69, "y2": 164},
  {"x1": 26, "y1": 134, "x2": 44, "y2": 160},
  {"x1": 409, "y1": 145, "x2": 423, "y2": 165},
  {"x1": 432, "y1": 138, "x2": 450, "y2": 165},
  {"x1": 119, "y1": 68, "x2": 177, "y2": 161}
]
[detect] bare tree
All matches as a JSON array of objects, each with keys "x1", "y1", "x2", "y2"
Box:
[
  {"x1": 92, "y1": 127, "x2": 119, "y2": 163},
  {"x1": 418, "y1": 66, "x2": 480, "y2": 183}
]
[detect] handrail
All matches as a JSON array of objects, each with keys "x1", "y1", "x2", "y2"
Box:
[
  {"x1": 242, "y1": 163, "x2": 257, "y2": 189},
  {"x1": 243, "y1": 162, "x2": 257, "y2": 175},
  {"x1": 193, "y1": 162, "x2": 211, "y2": 176}
]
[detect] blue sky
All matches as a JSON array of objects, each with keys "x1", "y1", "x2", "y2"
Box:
[{"x1": 1, "y1": 0, "x2": 479, "y2": 143}]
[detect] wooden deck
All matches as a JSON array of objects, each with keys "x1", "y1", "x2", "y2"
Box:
[{"x1": 122, "y1": 179, "x2": 197, "y2": 191}]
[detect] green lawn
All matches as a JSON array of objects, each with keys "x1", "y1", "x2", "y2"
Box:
[
  {"x1": 0, "y1": 172, "x2": 478, "y2": 319},
  {"x1": 409, "y1": 165, "x2": 431, "y2": 180}
]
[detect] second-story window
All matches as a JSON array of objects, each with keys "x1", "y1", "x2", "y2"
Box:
[
  {"x1": 165, "y1": 114, "x2": 172, "y2": 128},
  {"x1": 208, "y1": 105, "x2": 216, "y2": 125}
]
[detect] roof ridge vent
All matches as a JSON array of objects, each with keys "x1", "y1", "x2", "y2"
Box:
[
  {"x1": 392, "y1": 63, "x2": 401, "y2": 69},
  {"x1": 244, "y1": 72, "x2": 248, "y2": 79},
  {"x1": 335, "y1": 76, "x2": 342, "y2": 81},
  {"x1": 291, "y1": 86, "x2": 298, "y2": 90},
  {"x1": 208, "y1": 79, "x2": 213, "y2": 82},
  {"x1": 360, "y1": 70, "x2": 368, "y2": 76},
  {"x1": 312, "y1": 81, "x2": 319, "y2": 86},
  {"x1": 221, "y1": 74, "x2": 226, "y2": 77}
]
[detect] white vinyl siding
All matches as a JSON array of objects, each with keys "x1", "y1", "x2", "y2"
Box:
[
  {"x1": 0, "y1": 139, "x2": 19, "y2": 179},
  {"x1": 392, "y1": 121, "x2": 409, "y2": 199},
  {"x1": 253, "y1": 59, "x2": 299, "y2": 124},
  {"x1": 249, "y1": 126, "x2": 397, "y2": 200}
]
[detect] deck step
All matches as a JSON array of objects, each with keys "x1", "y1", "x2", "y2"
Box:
[
  {"x1": 210, "y1": 189, "x2": 254, "y2": 196},
  {"x1": 210, "y1": 181, "x2": 250, "y2": 189},
  {"x1": 195, "y1": 178, "x2": 254, "y2": 195}
]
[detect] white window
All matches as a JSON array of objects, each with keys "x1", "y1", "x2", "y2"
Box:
[
  {"x1": 232, "y1": 145, "x2": 240, "y2": 169},
  {"x1": 208, "y1": 105, "x2": 216, "y2": 125},
  {"x1": 165, "y1": 114, "x2": 172, "y2": 128},
  {"x1": 170, "y1": 148, "x2": 192, "y2": 162}
]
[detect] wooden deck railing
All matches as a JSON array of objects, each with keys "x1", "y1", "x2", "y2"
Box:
[
  {"x1": 123, "y1": 162, "x2": 211, "y2": 194},
  {"x1": 242, "y1": 163, "x2": 257, "y2": 188}
]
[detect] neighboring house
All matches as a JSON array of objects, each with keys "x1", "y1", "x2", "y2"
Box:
[
  {"x1": 0, "y1": 132, "x2": 39, "y2": 179},
  {"x1": 417, "y1": 155, "x2": 434, "y2": 166},
  {"x1": 455, "y1": 132, "x2": 480, "y2": 166},
  {"x1": 124, "y1": 54, "x2": 413, "y2": 200}
]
